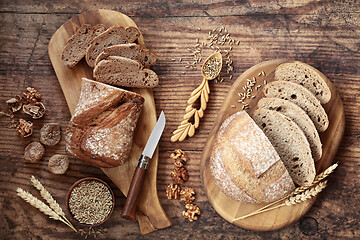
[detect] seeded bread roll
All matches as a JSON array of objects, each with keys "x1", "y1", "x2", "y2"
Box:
[
  {"x1": 65, "y1": 78, "x2": 144, "y2": 168},
  {"x1": 93, "y1": 56, "x2": 159, "y2": 88},
  {"x1": 94, "y1": 43, "x2": 157, "y2": 68},
  {"x1": 253, "y1": 108, "x2": 316, "y2": 186},
  {"x1": 264, "y1": 81, "x2": 329, "y2": 132},
  {"x1": 275, "y1": 61, "x2": 331, "y2": 104},
  {"x1": 61, "y1": 24, "x2": 106, "y2": 68},
  {"x1": 210, "y1": 111, "x2": 295, "y2": 203},
  {"x1": 86, "y1": 26, "x2": 140, "y2": 68},
  {"x1": 258, "y1": 98, "x2": 322, "y2": 161}
]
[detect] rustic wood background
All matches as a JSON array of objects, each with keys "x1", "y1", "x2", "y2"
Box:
[{"x1": 0, "y1": 1, "x2": 359, "y2": 239}]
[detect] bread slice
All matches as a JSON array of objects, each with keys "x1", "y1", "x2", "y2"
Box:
[
  {"x1": 253, "y1": 108, "x2": 316, "y2": 186},
  {"x1": 94, "y1": 43, "x2": 157, "y2": 68},
  {"x1": 258, "y1": 98, "x2": 322, "y2": 161},
  {"x1": 275, "y1": 61, "x2": 331, "y2": 104},
  {"x1": 264, "y1": 81, "x2": 329, "y2": 132},
  {"x1": 86, "y1": 26, "x2": 140, "y2": 68},
  {"x1": 93, "y1": 56, "x2": 159, "y2": 88},
  {"x1": 210, "y1": 111, "x2": 295, "y2": 203},
  {"x1": 65, "y1": 78, "x2": 144, "y2": 168},
  {"x1": 61, "y1": 24, "x2": 106, "y2": 68}
]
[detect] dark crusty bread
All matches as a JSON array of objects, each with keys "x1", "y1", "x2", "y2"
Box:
[
  {"x1": 258, "y1": 98, "x2": 322, "y2": 161},
  {"x1": 253, "y1": 108, "x2": 316, "y2": 186},
  {"x1": 275, "y1": 61, "x2": 331, "y2": 104},
  {"x1": 94, "y1": 43, "x2": 157, "y2": 68},
  {"x1": 93, "y1": 56, "x2": 159, "y2": 88},
  {"x1": 264, "y1": 81, "x2": 329, "y2": 132},
  {"x1": 86, "y1": 26, "x2": 140, "y2": 68},
  {"x1": 210, "y1": 111, "x2": 295, "y2": 203},
  {"x1": 65, "y1": 78, "x2": 144, "y2": 168},
  {"x1": 61, "y1": 24, "x2": 106, "y2": 68}
]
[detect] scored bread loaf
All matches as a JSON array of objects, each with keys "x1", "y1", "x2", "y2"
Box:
[
  {"x1": 61, "y1": 24, "x2": 107, "y2": 68},
  {"x1": 86, "y1": 26, "x2": 140, "y2": 68},
  {"x1": 210, "y1": 111, "x2": 295, "y2": 203},
  {"x1": 258, "y1": 97, "x2": 322, "y2": 161},
  {"x1": 275, "y1": 61, "x2": 331, "y2": 104},
  {"x1": 65, "y1": 78, "x2": 144, "y2": 168},
  {"x1": 94, "y1": 43, "x2": 157, "y2": 68},
  {"x1": 253, "y1": 108, "x2": 316, "y2": 186},
  {"x1": 263, "y1": 81, "x2": 329, "y2": 132},
  {"x1": 93, "y1": 56, "x2": 159, "y2": 88}
]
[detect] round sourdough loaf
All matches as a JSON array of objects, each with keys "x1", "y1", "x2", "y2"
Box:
[{"x1": 210, "y1": 111, "x2": 295, "y2": 204}]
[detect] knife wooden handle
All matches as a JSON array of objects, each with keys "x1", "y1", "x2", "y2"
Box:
[{"x1": 121, "y1": 166, "x2": 147, "y2": 222}]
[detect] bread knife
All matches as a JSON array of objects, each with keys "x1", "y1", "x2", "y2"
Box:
[{"x1": 121, "y1": 111, "x2": 166, "y2": 222}]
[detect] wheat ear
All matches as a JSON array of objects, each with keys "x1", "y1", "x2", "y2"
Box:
[
  {"x1": 30, "y1": 176, "x2": 74, "y2": 229},
  {"x1": 16, "y1": 188, "x2": 77, "y2": 232},
  {"x1": 233, "y1": 180, "x2": 328, "y2": 221},
  {"x1": 245, "y1": 163, "x2": 338, "y2": 216}
]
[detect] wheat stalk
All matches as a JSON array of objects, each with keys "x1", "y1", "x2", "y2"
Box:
[
  {"x1": 30, "y1": 176, "x2": 74, "y2": 228},
  {"x1": 233, "y1": 180, "x2": 328, "y2": 221},
  {"x1": 242, "y1": 163, "x2": 338, "y2": 217},
  {"x1": 16, "y1": 188, "x2": 77, "y2": 232}
]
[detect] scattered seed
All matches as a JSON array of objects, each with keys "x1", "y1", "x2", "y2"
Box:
[
  {"x1": 262, "y1": 71, "x2": 266, "y2": 76},
  {"x1": 172, "y1": 59, "x2": 176, "y2": 61},
  {"x1": 230, "y1": 75, "x2": 233, "y2": 80},
  {"x1": 179, "y1": 58, "x2": 182, "y2": 62},
  {"x1": 197, "y1": 27, "x2": 201, "y2": 31},
  {"x1": 251, "y1": 96, "x2": 256, "y2": 98},
  {"x1": 231, "y1": 105, "x2": 236, "y2": 108},
  {"x1": 264, "y1": 80, "x2": 267, "y2": 85}
]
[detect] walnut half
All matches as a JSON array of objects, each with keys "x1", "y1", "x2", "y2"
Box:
[
  {"x1": 16, "y1": 119, "x2": 33, "y2": 137},
  {"x1": 171, "y1": 166, "x2": 189, "y2": 185},
  {"x1": 183, "y1": 203, "x2": 200, "y2": 222},
  {"x1": 180, "y1": 187, "x2": 195, "y2": 204},
  {"x1": 170, "y1": 149, "x2": 189, "y2": 167},
  {"x1": 166, "y1": 183, "x2": 181, "y2": 200}
]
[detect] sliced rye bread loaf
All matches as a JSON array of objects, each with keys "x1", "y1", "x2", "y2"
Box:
[
  {"x1": 210, "y1": 111, "x2": 295, "y2": 203},
  {"x1": 94, "y1": 43, "x2": 157, "y2": 68},
  {"x1": 263, "y1": 81, "x2": 329, "y2": 132},
  {"x1": 275, "y1": 61, "x2": 331, "y2": 104},
  {"x1": 258, "y1": 97, "x2": 322, "y2": 161},
  {"x1": 93, "y1": 56, "x2": 159, "y2": 88},
  {"x1": 61, "y1": 24, "x2": 107, "y2": 68},
  {"x1": 86, "y1": 26, "x2": 140, "y2": 68},
  {"x1": 253, "y1": 108, "x2": 316, "y2": 186}
]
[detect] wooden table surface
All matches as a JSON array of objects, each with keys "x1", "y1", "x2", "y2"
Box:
[{"x1": 0, "y1": 1, "x2": 359, "y2": 239}]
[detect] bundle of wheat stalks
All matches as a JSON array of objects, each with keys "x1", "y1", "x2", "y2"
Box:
[
  {"x1": 233, "y1": 163, "x2": 338, "y2": 221},
  {"x1": 16, "y1": 175, "x2": 77, "y2": 232}
]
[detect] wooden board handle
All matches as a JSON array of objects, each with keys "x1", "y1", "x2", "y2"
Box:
[{"x1": 121, "y1": 166, "x2": 147, "y2": 222}]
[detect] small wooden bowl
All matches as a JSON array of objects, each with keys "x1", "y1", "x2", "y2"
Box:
[{"x1": 66, "y1": 177, "x2": 115, "y2": 227}]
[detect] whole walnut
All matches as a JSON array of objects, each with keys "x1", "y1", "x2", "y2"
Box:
[{"x1": 171, "y1": 167, "x2": 189, "y2": 185}]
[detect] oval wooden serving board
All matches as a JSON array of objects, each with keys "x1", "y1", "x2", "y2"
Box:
[
  {"x1": 48, "y1": 9, "x2": 171, "y2": 234},
  {"x1": 200, "y1": 59, "x2": 345, "y2": 231}
]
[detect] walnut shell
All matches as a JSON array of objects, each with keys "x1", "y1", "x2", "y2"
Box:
[
  {"x1": 40, "y1": 123, "x2": 61, "y2": 146},
  {"x1": 6, "y1": 95, "x2": 22, "y2": 112},
  {"x1": 48, "y1": 154, "x2": 69, "y2": 174},
  {"x1": 23, "y1": 102, "x2": 45, "y2": 119},
  {"x1": 24, "y1": 142, "x2": 45, "y2": 163}
]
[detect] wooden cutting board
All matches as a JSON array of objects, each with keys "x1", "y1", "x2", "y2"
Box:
[
  {"x1": 48, "y1": 9, "x2": 171, "y2": 234},
  {"x1": 200, "y1": 59, "x2": 345, "y2": 231}
]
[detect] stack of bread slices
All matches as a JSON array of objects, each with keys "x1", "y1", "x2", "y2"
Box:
[
  {"x1": 62, "y1": 24, "x2": 159, "y2": 168},
  {"x1": 61, "y1": 24, "x2": 159, "y2": 88},
  {"x1": 210, "y1": 61, "x2": 331, "y2": 204}
]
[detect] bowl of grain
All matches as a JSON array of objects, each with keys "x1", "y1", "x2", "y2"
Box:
[{"x1": 66, "y1": 177, "x2": 115, "y2": 227}]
